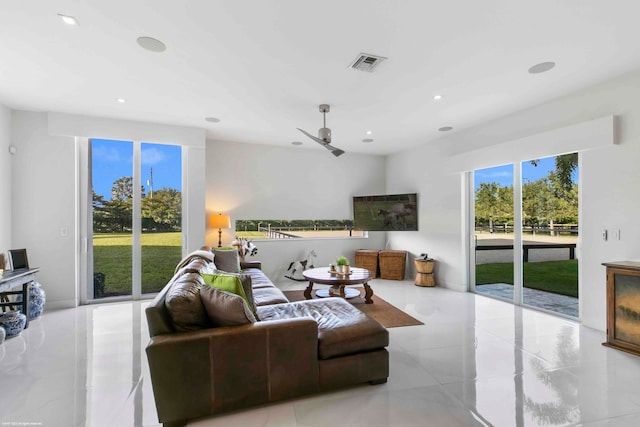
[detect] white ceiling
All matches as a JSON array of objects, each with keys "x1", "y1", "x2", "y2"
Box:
[{"x1": 2, "y1": 1, "x2": 640, "y2": 155}]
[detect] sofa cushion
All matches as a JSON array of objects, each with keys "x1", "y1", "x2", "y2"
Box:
[
  {"x1": 201, "y1": 272, "x2": 258, "y2": 318},
  {"x1": 243, "y1": 268, "x2": 278, "y2": 289},
  {"x1": 213, "y1": 247, "x2": 241, "y2": 273},
  {"x1": 257, "y1": 298, "x2": 389, "y2": 359},
  {"x1": 253, "y1": 286, "x2": 289, "y2": 306},
  {"x1": 237, "y1": 267, "x2": 289, "y2": 306},
  {"x1": 200, "y1": 285, "x2": 257, "y2": 326},
  {"x1": 164, "y1": 272, "x2": 210, "y2": 331}
]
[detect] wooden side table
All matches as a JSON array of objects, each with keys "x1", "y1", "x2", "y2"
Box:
[{"x1": 414, "y1": 258, "x2": 436, "y2": 287}]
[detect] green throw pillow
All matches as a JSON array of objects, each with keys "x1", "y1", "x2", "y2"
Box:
[{"x1": 201, "y1": 272, "x2": 250, "y2": 307}]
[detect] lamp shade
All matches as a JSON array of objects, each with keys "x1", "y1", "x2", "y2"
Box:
[{"x1": 210, "y1": 213, "x2": 231, "y2": 229}]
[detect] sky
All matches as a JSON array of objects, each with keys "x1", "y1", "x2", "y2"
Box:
[
  {"x1": 92, "y1": 139, "x2": 182, "y2": 200},
  {"x1": 473, "y1": 156, "x2": 578, "y2": 190}
]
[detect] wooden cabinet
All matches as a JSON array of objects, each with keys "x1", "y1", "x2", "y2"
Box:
[{"x1": 602, "y1": 261, "x2": 640, "y2": 356}]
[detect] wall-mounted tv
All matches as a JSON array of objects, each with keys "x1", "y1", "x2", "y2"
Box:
[{"x1": 353, "y1": 193, "x2": 418, "y2": 231}]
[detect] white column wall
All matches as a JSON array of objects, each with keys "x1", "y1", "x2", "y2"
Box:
[
  {"x1": 182, "y1": 145, "x2": 206, "y2": 253},
  {"x1": 0, "y1": 104, "x2": 12, "y2": 254},
  {"x1": 11, "y1": 111, "x2": 77, "y2": 308}
]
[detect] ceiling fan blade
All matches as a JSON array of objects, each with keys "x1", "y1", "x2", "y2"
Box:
[
  {"x1": 297, "y1": 128, "x2": 346, "y2": 157},
  {"x1": 328, "y1": 147, "x2": 345, "y2": 157},
  {"x1": 296, "y1": 128, "x2": 326, "y2": 145}
]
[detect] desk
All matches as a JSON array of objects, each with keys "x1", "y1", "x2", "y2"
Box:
[{"x1": 0, "y1": 268, "x2": 39, "y2": 329}]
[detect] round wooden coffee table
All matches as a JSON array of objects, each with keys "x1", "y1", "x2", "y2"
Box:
[{"x1": 302, "y1": 267, "x2": 374, "y2": 304}]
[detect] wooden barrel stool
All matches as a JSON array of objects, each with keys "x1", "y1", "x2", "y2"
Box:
[{"x1": 414, "y1": 258, "x2": 436, "y2": 287}]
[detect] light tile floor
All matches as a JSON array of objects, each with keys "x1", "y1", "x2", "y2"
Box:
[{"x1": 1, "y1": 279, "x2": 640, "y2": 426}]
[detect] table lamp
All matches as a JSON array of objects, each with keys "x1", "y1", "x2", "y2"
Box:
[{"x1": 210, "y1": 213, "x2": 231, "y2": 247}]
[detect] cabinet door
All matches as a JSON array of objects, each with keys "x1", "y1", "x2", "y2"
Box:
[{"x1": 607, "y1": 268, "x2": 640, "y2": 355}]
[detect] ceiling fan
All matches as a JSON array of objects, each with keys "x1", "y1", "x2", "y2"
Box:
[{"x1": 297, "y1": 104, "x2": 345, "y2": 157}]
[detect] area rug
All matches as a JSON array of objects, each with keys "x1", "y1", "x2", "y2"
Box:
[{"x1": 283, "y1": 288, "x2": 423, "y2": 328}]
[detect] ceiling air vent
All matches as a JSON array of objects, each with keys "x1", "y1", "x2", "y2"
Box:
[{"x1": 348, "y1": 53, "x2": 387, "y2": 72}]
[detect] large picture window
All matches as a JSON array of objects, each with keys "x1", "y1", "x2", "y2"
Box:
[{"x1": 235, "y1": 220, "x2": 364, "y2": 239}]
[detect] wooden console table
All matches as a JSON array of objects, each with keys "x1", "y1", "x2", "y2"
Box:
[
  {"x1": 0, "y1": 267, "x2": 39, "y2": 329},
  {"x1": 602, "y1": 261, "x2": 640, "y2": 356}
]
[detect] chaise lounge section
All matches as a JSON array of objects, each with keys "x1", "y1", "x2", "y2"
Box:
[{"x1": 145, "y1": 247, "x2": 389, "y2": 426}]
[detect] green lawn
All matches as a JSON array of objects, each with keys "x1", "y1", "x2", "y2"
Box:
[
  {"x1": 93, "y1": 232, "x2": 182, "y2": 296},
  {"x1": 475, "y1": 259, "x2": 578, "y2": 297},
  {"x1": 235, "y1": 231, "x2": 268, "y2": 239}
]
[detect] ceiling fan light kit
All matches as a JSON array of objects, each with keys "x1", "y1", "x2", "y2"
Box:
[{"x1": 297, "y1": 104, "x2": 346, "y2": 157}]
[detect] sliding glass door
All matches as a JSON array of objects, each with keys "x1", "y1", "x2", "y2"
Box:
[
  {"x1": 471, "y1": 154, "x2": 579, "y2": 318},
  {"x1": 521, "y1": 155, "x2": 579, "y2": 317},
  {"x1": 474, "y1": 164, "x2": 515, "y2": 301},
  {"x1": 140, "y1": 143, "x2": 183, "y2": 295},
  {"x1": 91, "y1": 139, "x2": 134, "y2": 298},
  {"x1": 90, "y1": 139, "x2": 182, "y2": 300}
]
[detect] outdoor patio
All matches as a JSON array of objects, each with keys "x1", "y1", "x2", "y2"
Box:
[{"x1": 476, "y1": 283, "x2": 578, "y2": 317}]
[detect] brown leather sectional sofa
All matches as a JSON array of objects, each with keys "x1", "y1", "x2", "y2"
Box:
[{"x1": 145, "y1": 249, "x2": 389, "y2": 427}]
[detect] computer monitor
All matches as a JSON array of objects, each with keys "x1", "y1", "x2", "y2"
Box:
[{"x1": 8, "y1": 249, "x2": 29, "y2": 270}]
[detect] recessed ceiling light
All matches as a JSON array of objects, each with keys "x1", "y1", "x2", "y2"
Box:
[
  {"x1": 291, "y1": 141, "x2": 303, "y2": 146},
  {"x1": 433, "y1": 94, "x2": 443, "y2": 100},
  {"x1": 117, "y1": 98, "x2": 126, "y2": 103},
  {"x1": 362, "y1": 138, "x2": 374, "y2": 143},
  {"x1": 528, "y1": 61, "x2": 556, "y2": 74},
  {"x1": 205, "y1": 117, "x2": 220, "y2": 123},
  {"x1": 438, "y1": 126, "x2": 453, "y2": 132},
  {"x1": 58, "y1": 14, "x2": 79, "y2": 26},
  {"x1": 365, "y1": 130, "x2": 372, "y2": 135},
  {"x1": 137, "y1": 36, "x2": 166, "y2": 53}
]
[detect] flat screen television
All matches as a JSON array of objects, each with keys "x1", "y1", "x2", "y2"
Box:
[{"x1": 353, "y1": 193, "x2": 418, "y2": 231}]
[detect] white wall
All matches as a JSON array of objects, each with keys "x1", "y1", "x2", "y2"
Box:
[
  {"x1": 0, "y1": 104, "x2": 11, "y2": 257},
  {"x1": 205, "y1": 140, "x2": 387, "y2": 280},
  {"x1": 11, "y1": 111, "x2": 77, "y2": 308},
  {"x1": 387, "y1": 69, "x2": 640, "y2": 331},
  {"x1": 0, "y1": 104, "x2": 13, "y2": 262}
]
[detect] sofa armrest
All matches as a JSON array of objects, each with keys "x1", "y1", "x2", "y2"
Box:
[
  {"x1": 241, "y1": 260, "x2": 262, "y2": 270},
  {"x1": 146, "y1": 317, "x2": 319, "y2": 424}
]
